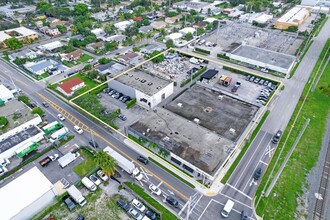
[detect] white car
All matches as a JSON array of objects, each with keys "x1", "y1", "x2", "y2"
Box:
[
  {"x1": 128, "y1": 208, "x2": 143, "y2": 220},
  {"x1": 57, "y1": 114, "x2": 65, "y2": 121},
  {"x1": 73, "y1": 125, "x2": 83, "y2": 134},
  {"x1": 131, "y1": 199, "x2": 146, "y2": 212},
  {"x1": 0, "y1": 158, "x2": 10, "y2": 167},
  {"x1": 89, "y1": 174, "x2": 101, "y2": 186},
  {"x1": 97, "y1": 170, "x2": 109, "y2": 181},
  {"x1": 0, "y1": 165, "x2": 8, "y2": 176},
  {"x1": 149, "y1": 184, "x2": 162, "y2": 196}
]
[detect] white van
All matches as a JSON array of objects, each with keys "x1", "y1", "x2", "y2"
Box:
[
  {"x1": 221, "y1": 199, "x2": 235, "y2": 217},
  {"x1": 81, "y1": 177, "x2": 97, "y2": 192},
  {"x1": 142, "y1": 216, "x2": 151, "y2": 220}
]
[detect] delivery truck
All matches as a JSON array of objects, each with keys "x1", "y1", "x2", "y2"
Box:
[
  {"x1": 50, "y1": 127, "x2": 69, "y2": 143},
  {"x1": 39, "y1": 154, "x2": 59, "y2": 167},
  {"x1": 67, "y1": 185, "x2": 87, "y2": 206},
  {"x1": 58, "y1": 152, "x2": 80, "y2": 168},
  {"x1": 103, "y1": 146, "x2": 143, "y2": 180}
]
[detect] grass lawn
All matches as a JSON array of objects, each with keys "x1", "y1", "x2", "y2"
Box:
[
  {"x1": 221, "y1": 110, "x2": 270, "y2": 184},
  {"x1": 63, "y1": 54, "x2": 93, "y2": 67},
  {"x1": 73, "y1": 148, "x2": 98, "y2": 177},
  {"x1": 255, "y1": 39, "x2": 330, "y2": 219},
  {"x1": 49, "y1": 73, "x2": 101, "y2": 99},
  {"x1": 124, "y1": 182, "x2": 180, "y2": 220},
  {"x1": 213, "y1": 13, "x2": 229, "y2": 19}
]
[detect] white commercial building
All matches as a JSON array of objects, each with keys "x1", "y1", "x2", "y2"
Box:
[
  {"x1": 114, "y1": 20, "x2": 133, "y2": 31},
  {"x1": 0, "y1": 167, "x2": 57, "y2": 220},
  {"x1": 40, "y1": 41, "x2": 63, "y2": 51},
  {"x1": 108, "y1": 71, "x2": 174, "y2": 109},
  {"x1": 0, "y1": 84, "x2": 14, "y2": 103},
  {"x1": 0, "y1": 5, "x2": 36, "y2": 18},
  {"x1": 240, "y1": 13, "x2": 273, "y2": 24},
  {"x1": 275, "y1": 6, "x2": 311, "y2": 29}
]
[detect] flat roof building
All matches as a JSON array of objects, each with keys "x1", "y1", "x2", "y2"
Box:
[
  {"x1": 108, "y1": 70, "x2": 174, "y2": 109},
  {"x1": 229, "y1": 45, "x2": 296, "y2": 75},
  {"x1": 275, "y1": 6, "x2": 310, "y2": 30},
  {"x1": 0, "y1": 167, "x2": 57, "y2": 220},
  {"x1": 0, "y1": 27, "x2": 38, "y2": 48},
  {"x1": 40, "y1": 41, "x2": 63, "y2": 51},
  {"x1": 23, "y1": 59, "x2": 57, "y2": 75},
  {"x1": 0, "y1": 84, "x2": 14, "y2": 103}
]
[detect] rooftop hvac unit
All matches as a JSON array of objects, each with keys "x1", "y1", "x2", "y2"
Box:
[
  {"x1": 218, "y1": 95, "x2": 223, "y2": 100},
  {"x1": 193, "y1": 118, "x2": 200, "y2": 124},
  {"x1": 177, "y1": 103, "x2": 183, "y2": 107},
  {"x1": 229, "y1": 128, "x2": 236, "y2": 134},
  {"x1": 146, "y1": 128, "x2": 150, "y2": 133}
]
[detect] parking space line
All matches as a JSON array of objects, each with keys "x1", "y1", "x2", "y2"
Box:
[
  {"x1": 226, "y1": 183, "x2": 252, "y2": 200},
  {"x1": 259, "y1": 160, "x2": 268, "y2": 166},
  {"x1": 63, "y1": 144, "x2": 77, "y2": 153}
]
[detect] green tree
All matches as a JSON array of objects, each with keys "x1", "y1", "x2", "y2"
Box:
[
  {"x1": 0, "y1": 116, "x2": 8, "y2": 127},
  {"x1": 4, "y1": 38, "x2": 23, "y2": 50},
  {"x1": 94, "y1": 151, "x2": 117, "y2": 177},
  {"x1": 87, "y1": 70, "x2": 98, "y2": 79},
  {"x1": 32, "y1": 107, "x2": 44, "y2": 117},
  {"x1": 83, "y1": 64, "x2": 92, "y2": 71},
  {"x1": 74, "y1": 3, "x2": 89, "y2": 16},
  {"x1": 18, "y1": 95, "x2": 29, "y2": 105},
  {"x1": 197, "y1": 27, "x2": 205, "y2": 36},
  {"x1": 104, "y1": 23, "x2": 114, "y2": 35},
  {"x1": 185, "y1": 32, "x2": 193, "y2": 41},
  {"x1": 105, "y1": 41, "x2": 118, "y2": 51},
  {"x1": 149, "y1": 50, "x2": 164, "y2": 63},
  {"x1": 57, "y1": 25, "x2": 67, "y2": 33},
  {"x1": 166, "y1": 39, "x2": 174, "y2": 48},
  {"x1": 124, "y1": 26, "x2": 139, "y2": 37},
  {"x1": 206, "y1": 23, "x2": 213, "y2": 30},
  {"x1": 98, "y1": 57, "x2": 111, "y2": 64}
]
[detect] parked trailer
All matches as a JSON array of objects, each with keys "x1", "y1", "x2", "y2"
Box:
[
  {"x1": 50, "y1": 127, "x2": 69, "y2": 143},
  {"x1": 67, "y1": 185, "x2": 87, "y2": 206},
  {"x1": 103, "y1": 146, "x2": 143, "y2": 180},
  {"x1": 223, "y1": 77, "x2": 232, "y2": 87},
  {"x1": 15, "y1": 142, "x2": 39, "y2": 158},
  {"x1": 58, "y1": 152, "x2": 80, "y2": 168},
  {"x1": 42, "y1": 121, "x2": 63, "y2": 134}
]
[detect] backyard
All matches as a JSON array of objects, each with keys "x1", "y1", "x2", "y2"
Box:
[
  {"x1": 63, "y1": 54, "x2": 93, "y2": 67},
  {"x1": 73, "y1": 148, "x2": 98, "y2": 178}
]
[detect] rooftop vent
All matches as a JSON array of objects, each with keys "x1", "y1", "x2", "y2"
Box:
[
  {"x1": 177, "y1": 103, "x2": 182, "y2": 107},
  {"x1": 229, "y1": 128, "x2": 236, "y2": 135},
  {"x1": 148, "y1": 82, "x2": 153, "y2": 86},
  {"x1": 193, "y1": 118, "x2": 200, "y2": 124},
  {"x1": 218, "y1": 95, "x2": 223, "y2": 100}
]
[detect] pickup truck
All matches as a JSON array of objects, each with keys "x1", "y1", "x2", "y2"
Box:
[{"x1": 39, "y1": 154, "x2": 59, "y2": 167}]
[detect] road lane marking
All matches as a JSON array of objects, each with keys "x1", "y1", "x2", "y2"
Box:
[
  {"x1": 37, "y1": 92, "x2": 190, "y2": 201},
  {"x1": 259, "y1": 160, "x2": 268, "y2": 166},
  {"x1": 264, "y1": 145, "x2": 275, "y2": 157},
  {"x1": 226, "y1": 183, "x2": 252, "y2": 200}
]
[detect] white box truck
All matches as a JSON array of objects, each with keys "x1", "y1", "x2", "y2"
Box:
[
  {"x1": 103, "y1": 146, "x2": 143, "y2": 180},
  {"x1": 58, "y1": 152, "x2": 80, "y2": 168},
  {"x1": 67, "y1": 185, "x2": 87, "y2": 206},
  {"x1": 221, "y1": 199, "x2": 234, "y2": 217},
  {"x1": 50, "y1": 127, "x2": 69, "y2": 143},
  {"x1": 82, "y1": 177, "x2": 97, "y2": 191}
]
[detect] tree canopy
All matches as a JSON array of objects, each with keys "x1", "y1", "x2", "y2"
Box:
[
  {"x1": 149, "y1": 50, "x2": 164, "y2": 63},
  {"x1": 74, "y1": 3, "x2": 89, "y2": 16},
  {"x1": 94, "y1": 151, "x2": 117, "y2": 177},
  {"x1": 4, "y1": 38, "x2": 23, "y2": 50}
]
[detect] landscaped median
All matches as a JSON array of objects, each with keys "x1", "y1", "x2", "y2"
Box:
[
  {"x1": 221, "y1": 110, "x2": 270, "y2": 184},
  {"x1": 255, "y1": 39, "x2": 330, "y2": 219},
  {"x1": 124, "y1": 182, "x2": 180, "y2": 220}
]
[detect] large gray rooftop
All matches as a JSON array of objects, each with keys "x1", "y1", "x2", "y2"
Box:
[
  {"x1": 231, "y1": 45, "x2": 296, "y2": 69},
  {"x1": 28, "y1": 60, "x2": 55, "y2": 72},
  {"x1": 165, "y1": 85, "x2": 259, "y2": 142},
  {"x1": 112, "y1": 69, "x2": 172, "y2": 96},
  {"x1": 130, "y1": 107, "x2": 234, "y2": 174}
]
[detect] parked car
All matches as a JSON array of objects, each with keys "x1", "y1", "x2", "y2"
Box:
[
  {"x1": 89, "y1": 174, "x2": 101, "y2": 186},
  {"x1": 145, "y1": 210, "x2": 157, "y2": 220},
  {"x1": 57, "y1": 114, "x2": 65, "y2": 121},
  {"x1": 272, "y1": 130, "x2": 283, "y2": 144},
  {"x1": 132, "y1": 199, "x2": 146, "y2": 212},
  {"x1": 166, "y1": 196, "x2": 179, "y2": 208},
  {"x1": 109, "y1": 90, "x2": 116, "y2": 96},
  {"x1": 118, "y1": 114, "x2": 127, "y2": 121},
  {"x1": 74, "y1": 125, "x2": 83, "y2": 134},
  {"x1": 42, "y1": 102, "x2": 49, "y2": 108},
  {"x1": 63, "y1": 197, "x2": 76, "y2": 211},
  {"x1": 117, "y1": 199, "x2": 131, "y2": 212},
  {"x1": 253, "y1": 167, "x2": 262, "y2": 180},
  {"x1": 0, "y1": 165, "x2": 8, "y2": 176},
  {"x1": 97, "y1": 93, "x2": 102, "y2": 98},
  {"x1": 128, "y1": 208, "x2": 143, "y2": 220},
  {"x1": 259, "y1": 79, "x2": 265, "y2": 85},
  {"x1": 0, "y1": 158, "x2": 10, "y2": 167},
  {"x1": 254, "y1": 78, "x2": 260, "y2": 84},
  {"x1": 249, "y1": 76, "x2": 255, "y2": 82},
  {"x1": 30, "y1": 102, "x2": 37, "y2": 108},
  {"x1": 89, "y1": 140, "x2": 99, "y2": 148},
  {"x1": 149, "y1": 184, "x2": 161, "y2": 196},
  {"x1": 241, "y1": 211, "x2": 248, "y2": 220},
  {"x1": 97, "y1": 170, "x2": 109, "y2": 181},
  {"x1": 137, "y1": 156, "x2": 148, "y2": 165},
  {"x1": 75, "y1": 216, "x2": 84, "y2": 220},
  {"x1": 103, "y1": 88, "x2": 111, "y2": 93},
  {"x1": 263, "y1": 80, "x2": 269, "y2": 86},
  {"x1": 245, "y1": 75, "x2": 251, "y2": 81}
]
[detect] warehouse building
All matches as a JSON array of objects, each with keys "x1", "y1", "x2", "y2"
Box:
[
  {"x1": 275, "y1": 6, "x2": 311, "y2": 30},
  {"x1": 0, "y1": 84, "x2": 14, "y2": 103},
  {"x1": 108, "y1": 70, "x2": 174, "y2": 109},
  {"x1": 229, "y1": 45, "x2": 296, "y2": 75},
  {"x1": 0, "y1": 27, "x2": 38, "y2": 48},
  {"x1": 0, "y1": 167, "x2": 57, "y2": 220}
]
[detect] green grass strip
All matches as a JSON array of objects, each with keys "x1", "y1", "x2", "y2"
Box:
[
  {"x1": 221, "y1": 110, "x2": 270, "y2": 184},
  {"x1": 124, "y1": 182, "x2": 180, "y2": 220},
  {"x1": 149, "y1": 157, "x2": 195, "y2": 189}
]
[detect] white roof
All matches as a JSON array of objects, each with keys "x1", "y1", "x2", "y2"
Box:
[
  {"x1": 0, "y1": 167, "x2": 55, "y2": 220},
  {"x1": 0, "y1": 26, "x2": 37, "y2": 42},
  {"x1": 254, "y1": 14, "x2": 273, "y2": 23},
  {"x1": 0, "y1": 84, "x2": 13, "y2": 100},
  {"x1": 180, "y1": 27, "x2": 196, "y2": 34},
  {"x1": 204, "y1": 17, "x2": 218, "y2": 23},
  {"x1": 41, "y1": 41, "x2": 63, "y2": 51},
  {"x1": 91, "y1": 28, "x2": 105, "y2": 36},
  {"x1": 277, "y1": 6, "x2": 310, "y2": 24},
  {"x1": 0, "y1": 32, "x2": 11, "y2": 42},
  {"x1": 114, "y1": 20, "x2": 132, "y2": 28},
  {"x1": 165, "y1": 32, "x2": 183, "y2": 40}
]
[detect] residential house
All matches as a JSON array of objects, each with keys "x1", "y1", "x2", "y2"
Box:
[
  {"x1": 49, "y1": 20, "x2": 67, "y2": 28},
  {"x1": 9, "y1": 49, "x2": 39, "y2": 61},
  {"x1": 23, "y1": 59, "x2": 56, "y2": 75},
  {"x1": 150, "y1": 21, "x2": 167, "y2": 30},
  {"x1": 172, "y1": 1, "x2": 209, "y2": 12},
  {"x1": 100, "y1": 3, "x2": 108, "y2": 9},
  {"x1": 193, "y1": 21, "x2": 208, "y2": 28},
  {"x1": 91, "y1": 28, "x2": 105, "y2": 37},
  {"x1": 46, "y1": 27, "x2": 61, "y2": 36},
  {"x1": 61, "y1": 49, "x2": 84, "y2": 62},
  {"x1": 35, "y1": 21, "x2": 43, "y2": 28},
  {"x1": 132, "y1": 16, "x2": 143, "y2": 21},
  {"x1": 86, "y1": 41, "x2": 105, "y2": 52},
  {"x1": 140, "y1": 44, "x2": 166, "y2": 55},
  {"x1": 57, "y1": 78, "x2": 85, "y2": 97},
  {"x1": 0, "y1": 27, "x2": 38, "y2": 48},
  {"x1": 91, "y1": 12, "x2": 109, "y2": 21},
  {"x1": 46, "y1": 17, "x2": 60, "y2": 24},
  {"x1": 102, "y1": 34, "x2": 126, "y2": 43},
  {"x1": 165, "y1": 15, "x2": 183, "y2": 24},
  {"x1": 119, "y1": 52, "x2": 143, "y2": 65},
  {"x1": 139, "y1": 25, "x2": 153, "y2": 34},
  {"x1": 114, "y1": 20, "x2": 133, "y2": 31}
]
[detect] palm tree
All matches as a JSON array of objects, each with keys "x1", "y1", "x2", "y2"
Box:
[{"x1": 94, "y1": 151, "x2": 117, "y2": 177}]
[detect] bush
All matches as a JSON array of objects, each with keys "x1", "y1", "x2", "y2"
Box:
[
  {"x1": 194, "y1": 47, "x2": 210, "y2": 55},
  {"x1": 18, "y1": 95, "x2": 30, "y2": 105},
  {"x1": 98, "y1": 57, "x2": 111, "y2": 64},
  {"x1": 31, "y1": 107, "x2": 44, "y2": 117},
  {"x1": 0, "y1": 116, "x2": 8, "y2": 127},
  {"x1": 217, "y1": 53, "x2": 229, "y2": 60},
  {"x1": 126, "y1": 98, "x2": 137, "y2": 109}
]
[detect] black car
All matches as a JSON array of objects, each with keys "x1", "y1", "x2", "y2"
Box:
[
  {"x1": 272, "y1": 130, "x2": 282, "y2": 144},
  {"x1": 63, "y1": 197, "x2": 76, "y2": 211},
  {"x1": 241, "y1": 211, "x2": 248, "y2": 220},
  {"x1": 117, "y1": 199, "x2": 131, "y2": 212},
  {"x1": 30, "y1": 102, "x2": 37, "y2": 108},
  {"x1": 75, "y1": 216, "x2": 84, "y2": 220},
  {"x1": 42, "y1": 102, "x2": 49, "y2": 108},
  {"x1": 253, "y1": 167, "x2": 262, "y2": 180},
  {"x1": 166, "y1": 196, "x2": 179, "y2": 208},
  {"x1": 89, "y1": 140, "x2": 99, "y2": 148},
  {"x1": 137, "y1": 156, "x2": 148, "y2": 165},
  {"x1": 145, "y1": 210, "x2": 157, "y2": 220}
]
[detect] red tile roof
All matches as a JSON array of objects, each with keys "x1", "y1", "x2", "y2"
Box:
[
  {"x1": 132, "y1": 16, "x2": 143, "y2": 21},
  {"x1": 58, "y1": 78, "x2": 84, "y2": 94}
]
